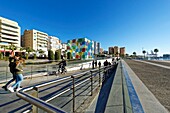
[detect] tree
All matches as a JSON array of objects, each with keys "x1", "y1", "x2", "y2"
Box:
[
  {"x1": 26, "y1": 47, "x2": 33, "y2": 54},
  {"x1": 154, "y1": 48, "x2": 159, "y2": 59},
  {"x1": 133, "y1": 52, "x2": 136, "y2": 58},
  {"x1": 55, "y1": 49, "x2": 61, "y2": 61},
  {"x1": 67, "y1": 52, "x2": 72, "y2": 60},
  {"x1": 48, "y1": 50, "x2": 54, "y2": 60},
  {"x1": 142, "y1": 50, "x2": 146, "y2": 58},
  {"x1": 9, "y1": 44, "x2": 17, "y2": 51},
  {"x1": 0, "y1": 45, "x2": 8, "y2": 58},
  {"x1": 154, "y1": 49, "x2": 159, "y2": 55},
  {"x1": 38, "y1": 49, "x2": 45, "y2": 54},
  {"x1": 0, "y1": 52, "x2": 3, "y2": 60}
]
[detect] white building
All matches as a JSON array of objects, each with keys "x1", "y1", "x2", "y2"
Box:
[
  {"x1": 0, "y1": 17, "x2": 21, "y2": 47},
  {"x1": 48, "y1": 36, "x2": 62, "y2": 53},
  {"x1": 23, "y1": 29, "x2": 48, "y2": 55}
]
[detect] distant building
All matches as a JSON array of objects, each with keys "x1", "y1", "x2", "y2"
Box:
[
  {"x1": 108, "y1": 47, "x2": 114, "y2": 54},
  {"x1": 67, "y1": 38, "x2": 94, "y2": 59},
  {"x1": 100, "y1": 48, "x2": 103, "y2": 54},
  {"x1": 94, "y1": 41, "x2": 100, "y2": 54},
  {"x1": 113, "y1": 46, "x2": 119, "y2": 56},
  {"x1": 0, "y1": 17, "x2": 21, "y2": 47},
  {"x1": 120, "y1": 47, "x2": 126, "y2": 57},
  {"x1": 61, "y1": 43, "x2": 67, "y2": 59},
  {"x1": 97, "y1": 43, "x2": 100, "y2": 54},
  {"x1": 103, "y1": 50, "x2": 108, "y2": 54},
  {"x1": 22, "y1": 29, "x2": 48, "y2": 55},
  {"x1": 163, "y1": 54, "x2": 170, "y2": 59},
  {"x1": 48, "y1": 36, "x2": 61, "y2": 53}
]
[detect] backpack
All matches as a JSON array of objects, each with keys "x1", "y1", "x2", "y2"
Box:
[{"x1": 8, "y1": 57, "x2": 16, "y2": 73}]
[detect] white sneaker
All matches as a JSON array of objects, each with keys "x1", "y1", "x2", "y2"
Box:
[
  {"x1": 8, "y1": 87, "x2": 14, "y2": 92},
  {"x1": 16, "y1": 88, "x2": 22, "y2": 92}
]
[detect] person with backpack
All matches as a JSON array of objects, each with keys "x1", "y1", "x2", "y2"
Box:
[
  {"x1": 8, "y1": 56, "x2": 24, "y2": 92},
  {"x1": 2, "y1": 54, "x2": 18, "y2": 91}
]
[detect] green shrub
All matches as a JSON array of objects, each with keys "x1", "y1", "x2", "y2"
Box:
[
  {"x1": 0, "y1": 52, "x2": 3, "y2": 60},
  {"x1": 48, "y1": 50, "x2": 54, "y2": 60},
  {"x1": 26, "y1": 53, "x2": 29, "y2": 60},
  {"x1": 34, "y1": 54, "x2": 36, "y2": 59},
  {"x1": 67, "y1": 52, "x2": 72, "y2": 60},
  {"x1": 55, "y1": 49, "x2": 61, "y2": 61}
]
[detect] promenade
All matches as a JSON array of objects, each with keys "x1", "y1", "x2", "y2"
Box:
[{"x1": 0, "y1": 59, "x2": 170, "y2": 113}]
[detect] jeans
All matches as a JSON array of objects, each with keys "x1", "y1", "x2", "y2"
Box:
[
  {"x1": 12, "y1": 74, "x2": 23, "y2": 89},
  {"x1": 5, "y1": 73, "x2": 16, "y2": 87}
]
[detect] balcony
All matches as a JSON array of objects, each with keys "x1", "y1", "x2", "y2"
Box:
[
  {"x1": 0, "y1": 25, "x2": 19, "y2": 33},
  {"x1": 1, "y1": 34, "x2": 19, "y2": 40},
  {"x1": 0, "y1": 38, "x2": 19, "y2": 44},
  {"x1": 1, "y1": 29, "x2": 19, "y2": 36}
]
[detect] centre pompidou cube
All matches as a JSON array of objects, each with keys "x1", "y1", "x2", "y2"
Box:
[{"x1": 67, "y1": 38, "x2": 94, "y2": 59}]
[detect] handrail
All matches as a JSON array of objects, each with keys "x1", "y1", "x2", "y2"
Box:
[
  {"x1": 16, "y1": 92, "x2": 66, "y2": 113},
  {"x1": 22, "y1": 76, "x2": 71, "y2": 92},
  {"x1": 17, "y1": 64, "x2": 117, "y2": 113}
]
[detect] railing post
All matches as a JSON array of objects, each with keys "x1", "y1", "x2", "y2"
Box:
[
  {"x1": 31, "y1": 66, "x2": 33, "y2": 79},
  {"x1": 46, "y1": 65, "x2": 49, "y2": 77},
  {"x1": 99, "y1": 67, "x2": 101, "y2": 87},
  {"x1": 6, "y1": 65, "x2": 8, "y2": 83},
  {"x1": 71, "y1": 75, "x2": 75, "y2": 112},
  {"x1": 32, "y1": 87, "x2": 39, "y2": 113},
  {"x1": 90, "y1": 71, "x2": 93, "y2": 96}
]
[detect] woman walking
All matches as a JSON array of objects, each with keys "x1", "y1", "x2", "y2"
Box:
[{"x1": 8, "y1": 57, "x2": 24, "y2": 92}]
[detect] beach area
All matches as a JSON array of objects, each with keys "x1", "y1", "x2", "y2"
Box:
[{"x1": 125, "y1": 59, "x2": 170, "y2": 112}]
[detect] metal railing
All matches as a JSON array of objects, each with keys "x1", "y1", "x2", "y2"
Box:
[
  {"x1": 16, "y1": 64, "x2": 117, "y2": 113},
  {"x1": 0, "y1": 62, "x2": 85, "y2": 84}
]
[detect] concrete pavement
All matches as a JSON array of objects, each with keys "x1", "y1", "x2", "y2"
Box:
[{"x1": 86, "y1": 60, "x2": 169, "y2": 113}]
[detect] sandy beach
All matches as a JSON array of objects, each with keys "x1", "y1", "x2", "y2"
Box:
[{"x1": 125, "y1": 59, "x2": 170, "y2": 112}]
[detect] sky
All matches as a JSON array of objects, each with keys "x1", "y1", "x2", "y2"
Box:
[{"x1": 0, "y1": 0, "x2": 170, "y2": 56}]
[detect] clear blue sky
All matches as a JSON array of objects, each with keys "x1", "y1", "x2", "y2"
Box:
[{"x1": 0, "y1": 0, "x2": 170, "y2": 56}]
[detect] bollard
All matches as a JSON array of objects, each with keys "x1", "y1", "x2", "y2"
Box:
[
  {"x1": 71, "y1": 76, "x2": 75, "y2": 112},
  {"x1": 90, "y1": 71, "x2": 93, "y2": 96},
  {"x1": 32, "y1": 87, "x2": 39, "y2": 113}
]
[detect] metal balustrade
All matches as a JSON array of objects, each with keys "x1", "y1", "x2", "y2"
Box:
[{"x1": 16, "y1": 64, "x2": 117, "y2": 113}]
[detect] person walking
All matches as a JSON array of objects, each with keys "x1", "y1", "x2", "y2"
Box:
[
  {"x1": 2, "y1": 54, "x2": 18, "y2": 91},
  {"x1": 92, "y1": 60, "x2": 95, "y2": 69},
  {"x1": 8, "y1": 57, "x2": 24, "y2": 92},
  {"x1": 95, "y1": 60, "x2": 97, "y2": 68},
  {"x1": 98, "y1": 61, "x2": 101, "y2": 68}
]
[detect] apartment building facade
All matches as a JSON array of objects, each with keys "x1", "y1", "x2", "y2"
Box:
[
  {"x1": 113, "y1": 46, "x2": 119, "y2": 56},
  {"x1": 0, "y1": 17, "x2": 21, "y2": 47},
  {"x1": 108, "y1": 47, "x2": 114, "y2": 54},
  {"x1": 120, "y1": 47, "x2": 126, "y2": 57},
  {"x1": 94, "y1": 41, "x2": 101, "y2": 55},
  {"x1": 48, "y1": 36, "x2": 61, "y2": 53},
  {"x1": 22, "y1": 29, "x2": 48, "y2": 55}
]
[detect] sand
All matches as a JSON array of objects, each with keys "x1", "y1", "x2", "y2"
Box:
[{"x1": 125, "y1": 59, "x2": 170, "y2": 112}]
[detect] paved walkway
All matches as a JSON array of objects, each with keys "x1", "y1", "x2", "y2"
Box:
[
  {"x1": 86, "y1": 60, "x2": 169, "y2": 113},
  {"x1": 135, "y1": 60, "x2": 170, "y2": 69}
]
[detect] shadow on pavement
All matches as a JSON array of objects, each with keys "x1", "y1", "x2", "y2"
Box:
[{"x1": 94, "y1": 69, "x2": 116, "y2": 113}]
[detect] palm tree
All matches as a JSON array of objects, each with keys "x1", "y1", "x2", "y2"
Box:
[
  {"x1": 154, "y1": 48, "x2": 159, "y2": 59},
  {"x1": 9, "y1": 44, "x2": 17, "y2": 51},
  {"x1": 0, "y1": 45, "x2": 8, "y2": 57},
  {"x1": 133, "y1": 52, "x2": 136, "y2": 59},
  {"x1": 142, "y1": 50, "x2": 146, "y2": 58}
]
